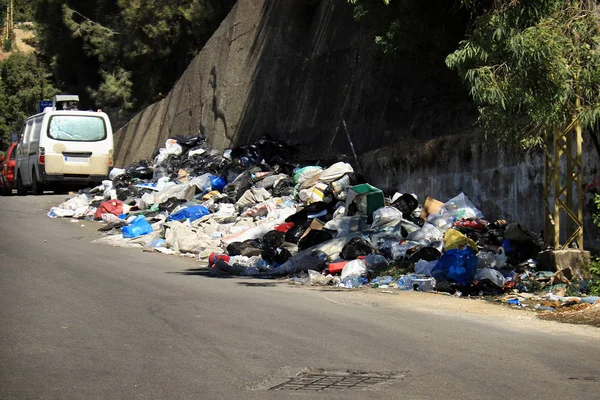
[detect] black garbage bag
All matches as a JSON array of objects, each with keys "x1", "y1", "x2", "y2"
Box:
[
  {"x1": 223, "y1": 170, "x2": 257, "y2": 201},
  {"x1": 125, "y1": 160, "x2": 154, "y2": 179},
  {"x1": 272, "y1": 177, "x2": 293, "y2": 197},
  {"x1": 503, "y1": 223, "x2": 542, "y2": 265},
  {"x1": 262, "y1": 247, "x2": 293, "y2": 265},
  {"x1": 211, "y1": 259, "x2": 247, "y2": 276},
  {"x1": 226, "y1": 240, "x2": 263, "y2": 257},
  {"x1": 262, "y1": 231, "x2": 286, "y2": 250},
  {"x1": 176, "y1": 135, "x2": 206, "y2": 151},
  {"x1": 298, "y1": 230, "x2": 334, "y2": 251},
  {"x1": 408, "y1": 247, "x2": 441, "y2": 263},
  {"x1": 435, "y1": 280, "x2": 464, "y2": 295},
  {"x1": 285, "y1": 201, "x2": 330, "y2": 224},
  {"x1": 159, "y1": 197, "x2": 187, "y2": 212},
  {"x1": 480, "y1": 228, "x2": 505, "y2": 247},
  {"x1": 112, "y1": 174, "x2": 133, "y2": 189},
  {"x1": 116, "y1": 188, "x2": 133, "y2": 202},
  {"x1": 98, "y1": 221, "x2": 127, "y2": 232},
  {"x1": 284, "y1": 222, "x2": 311, "y2": 244},
  {"x1": 340, "y1": 237, "x2": 377, "y2": 260}
]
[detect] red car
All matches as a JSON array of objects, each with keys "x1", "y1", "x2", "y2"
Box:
[{"x1": 0, "y1": 142, "x2": 17, "y2": 196}]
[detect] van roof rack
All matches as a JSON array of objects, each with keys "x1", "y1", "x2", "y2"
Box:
[{"x1": 52, "y1": 95, "x2": 80, "y2": 111}]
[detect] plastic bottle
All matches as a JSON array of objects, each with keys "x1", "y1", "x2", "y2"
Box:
[
  {"x1": 397, "y1": 275, "x2": 414, "y2": 291},
  {"x1": 342, "y1": 276, "x2": 362, "y2": 288},
  {"x1": 373, "y1": 275, "x2": 393, "y2": 285}
]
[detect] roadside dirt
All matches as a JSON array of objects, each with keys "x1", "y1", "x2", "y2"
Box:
[{"x1": 296, "y1": 284, "x2": 600, "y2": 339}]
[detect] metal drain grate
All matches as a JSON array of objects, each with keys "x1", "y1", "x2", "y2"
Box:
[{"x1": 268, "y1": 371, "x2": 399, "y2": 391}]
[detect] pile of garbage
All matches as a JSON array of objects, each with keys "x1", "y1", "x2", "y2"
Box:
[{"x1": 48, "y1": 135, "x2": 594, "y2": 301}]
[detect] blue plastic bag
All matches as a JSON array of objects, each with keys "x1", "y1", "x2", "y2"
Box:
[
  {"x1": 122, "y1": 216, "x2": 153, "y2": 238},
  {"x1": 210, "y1": 175, "x2": 227, "y2": 191},
  {"x1": 167, "y1": 205, "x2": 210, "y2": 222},
  {"x1": 431, "y1": 248, "x2": 478, "y2": 286}
]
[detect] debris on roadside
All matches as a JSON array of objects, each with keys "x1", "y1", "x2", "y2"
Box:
[{"x1": 47, "y1": 134, "x2": 598, "y2": 320}]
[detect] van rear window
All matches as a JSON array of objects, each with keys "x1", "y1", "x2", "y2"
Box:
[{"x1": 48, "y1": 116, "x2": 107, "y2": 142}]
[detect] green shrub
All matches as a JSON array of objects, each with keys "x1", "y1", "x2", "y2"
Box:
[{"x1": 589, "y1": 257, "x2": 600, "y2": 296}]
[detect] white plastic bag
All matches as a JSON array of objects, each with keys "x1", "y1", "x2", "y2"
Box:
[
  {"x1": 109, "y1": 168, "x2": 125, "y2": 180},
  {"x1": 371, "y1": 207, "x2": 403, "y2": 230},
  {"x1": 341, "y1": 259, "x2": 367, "y2": 281},
  {"x1": 407, "y1": 222, "x2": 443, "y2": 243},
  {"x1": 477, "y1": 249, "x2": 507, "y2": 269},
  {"x1": 165, "y1": 138, "x2": 183, "y2": 156},
  {"x1": 318, "y1": 162, "x2": 354, "y2": 183},
  {"x1": 443, "y1": 192, "x2": 484, "y2": 220},
  {"x1": 188, "y1": 173, "x2": 212, "y2": 192},
  {"x1": 308, "y1": 270, "x2": 334, "y2": 286}
]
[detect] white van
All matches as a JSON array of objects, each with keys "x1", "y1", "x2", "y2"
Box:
[{"x1": 15, "y1": 95, "x2": 114, "y2": 195}]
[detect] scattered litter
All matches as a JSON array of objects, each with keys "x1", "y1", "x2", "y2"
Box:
[{"x1": 46, "y1": 134, "x2": 596, "y2": 322}]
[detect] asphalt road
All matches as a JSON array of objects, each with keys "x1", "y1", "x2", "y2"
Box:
[{"x1": 1, "y1": 194, "x2": 599, "y2": 400}]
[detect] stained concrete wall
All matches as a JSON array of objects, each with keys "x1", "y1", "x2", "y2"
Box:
[{"x1": 114, "y1": 0, "x2": 473, "y2": 167}]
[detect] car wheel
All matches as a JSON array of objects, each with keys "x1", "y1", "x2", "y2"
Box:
[
  {"x1": 32, "y1": 171, "x2": 43, "y2": 195},
  {"x1": 16, "y1": 173, "x2": 26, "y2": 196},
  {"x1": 1, "y1": 185, "x2": 9, "y2": 196}
]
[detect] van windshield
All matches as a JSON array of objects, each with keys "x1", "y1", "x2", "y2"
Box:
[{"x1": 48, "y1": 115, "x2": 107, "y2": 142}]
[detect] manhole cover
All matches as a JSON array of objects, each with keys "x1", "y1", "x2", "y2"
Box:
[{"x1": 258, "y1": 369, "x2": 405, "y2": 391}]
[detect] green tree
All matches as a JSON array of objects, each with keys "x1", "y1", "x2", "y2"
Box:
[
  {"x1": 445, "y1": 0, "x2": 600, "y2": 146},
  {"x1": 0, "y1": 52, "x2": 59, "y2": 149},
  {"x1": 33, "y1": 0, "x2": 235, "y2": 112}
]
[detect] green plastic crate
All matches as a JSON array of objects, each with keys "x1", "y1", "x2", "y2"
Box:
[{"x1": 346, "y1": 183, "x2": 385, "y2": 221}]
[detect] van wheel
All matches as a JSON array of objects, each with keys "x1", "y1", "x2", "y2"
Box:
[
  {"x1": 16, "y1": 174, "x2": 26, "y2": 196},
  {"x1": 32, "y1": 171, "x2": 43, "y2": 195},
  {"x1": 1, "y1": 186, "x2": 9, "y2": 196}
]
